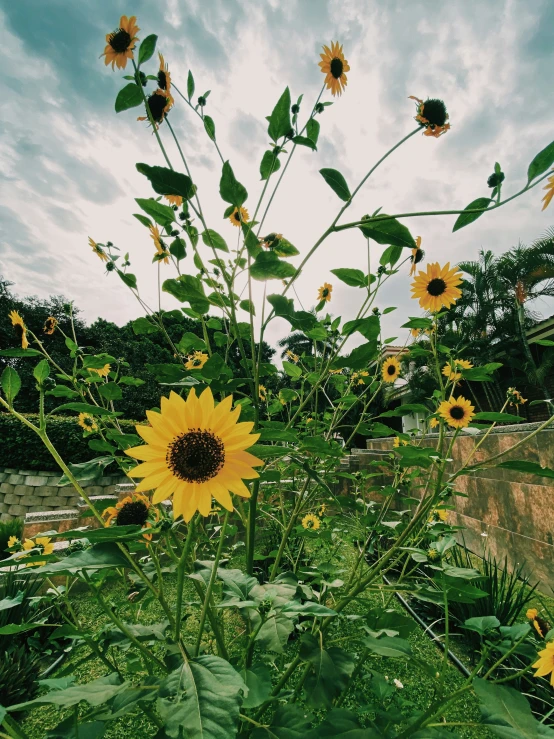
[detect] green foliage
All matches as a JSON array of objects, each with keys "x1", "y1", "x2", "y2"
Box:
[
  {"x1": 452, "y1": 197, "x2": 493, "y2": 231},
  {"x1": 319, "y1": 168, "x2": 351, "y2": 201},
  {"x1": 0, "y1": 518, "x2": 23, "y2": 561},
  {"x1": 114, "y1": 83, "x2": 143, "y2": 113},
  {"x1": 0, "y1": 644, "x2": 41, "y2": 709}
]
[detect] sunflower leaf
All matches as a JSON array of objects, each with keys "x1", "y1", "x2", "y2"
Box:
[
  {"x1": 452, "y1": 197, "x2": 493, "y2": 232},
  {"x1": 267, "y1": 87, "x2": 292, "y2": 142},
  {"x1": 170, "y1": 238, "x2": 187, "y2": 261},
  {"x1": 259, "y1": 150, "x2": 281, "y2": 181},
  {"x1": 204, "y1": 115, "x2": 216, "y2": 141},
  {"x1": 380, "y1": 244, "x2": 403, "y2": 267},
  {"x1": 241, "y1": 222, "x2": 262, "y2": 258},
  {"x1": 135, "y1": 198, "x2": 175, "y2": 228},
  {"x1": 0, "y1": 347, "x2": 42, "y2": 357},
  {"x1": 219, "y1": 161, "x2": 248, "y2": 207},
  {"x1": 117, "y1": 270, "x2": 137, "y2": 290},
  {"x1": 138, "y1": 34, "x2": 157, "y2": 66},
  {"x1": 359, "y1": 216, "x2": 416, "y2": 249},
  {"x1": 162, "y1": 276, "x2": 210, "y2": 314},
  {"x1": 1, "y1": 367, "x2": 21, "y2": 405},
  {"x1": 187, "y1": 70, "x2": 195, "y2": 100},
  {"x1": 293, "y1": 136, "x2": 317, "y2": 151},
  {"x1": 250, "y1": 251, "x2": 297, "y2": 281},
  {"x1": 136, "y1": 163, "x2": 195, "y2": 200},
  {"x1": 51, "y1": 402, "x2": 120, "y2": 416},
  {"x1": 527, "y1": 139, "x2": 554, "y2": 183},
  {"x1": 201, "y1": 229, "x2": 229, "y2": 252},
  {"x1": 239, "y1": 299, "x2": 255, "y2": 315},
  {"x1": 330, "y1": 268, "x2": 367, "y2": 287},
  {"x1": 306, "y1": 118, "x2": 320, "y2": 145},
  {"x1": 57, "y1": 457, "x2": 116, "y2": 487},
  {"x1": 115, "y1": 83, "x2": 143, "y2": 113},
  {"x1": 319, "y1": 168, "x2": 351, "y2": 201}
]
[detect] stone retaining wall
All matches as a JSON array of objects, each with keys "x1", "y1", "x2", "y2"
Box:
[{"x1": 0, "y1": 467, "x2": 129, "y2": 522}]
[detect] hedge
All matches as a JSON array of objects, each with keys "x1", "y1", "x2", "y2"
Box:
[{"x1": 0, "y1": 414, "x2": 140, "y2": 472}]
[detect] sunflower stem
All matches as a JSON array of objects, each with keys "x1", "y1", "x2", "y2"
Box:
[{"x1": 175, "y1": 513, "x2": 199, "y2": 642}]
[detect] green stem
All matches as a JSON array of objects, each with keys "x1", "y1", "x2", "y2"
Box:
[{"x1": 175, "y1": 514, "x2": 199, "y2": 641}]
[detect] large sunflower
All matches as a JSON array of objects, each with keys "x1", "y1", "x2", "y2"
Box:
[
  {"x1": 8, "y1": 310, "x2": 29, "y2": 350},
  {"x1": 411, "y1": 262, "x2": 463, "y2": 312},
  {"x1": 229, "y1": 206, "x2": 249, "y2": 228},
  {"x1": 437, "y1": 395, "x2": 475, "y2": 429},
  {"x1": 382, "y1": 356, "x2": 401, "y2": 383},
  {"x1": 409, "y1": 96, "x2": 450, "y2": 138},
  {"x1": 101, "y1": 15, "x2": 140, "y2": 71},
  {"x1": 125, "y1": 387, "x2": 263, "y2": 521},
  {"x1": 533, "y1": 642, "x2": 554, "y2": 687},
  {"x1": 319, "y1": 41, "x2": 350, "y2": 97}
]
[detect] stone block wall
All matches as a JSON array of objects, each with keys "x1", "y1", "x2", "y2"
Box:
[{"x1": 0, "y1": 467, "x2": 130, "y2": 522}]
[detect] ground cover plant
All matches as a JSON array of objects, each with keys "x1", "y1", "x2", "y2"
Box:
[{"x1": 1, "y1": 14, "x2": 554, "y2": 738}]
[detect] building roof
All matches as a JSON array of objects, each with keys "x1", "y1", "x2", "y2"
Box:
[{"x1": 527, "y1": 314, "x2": 554, "y2": 344}]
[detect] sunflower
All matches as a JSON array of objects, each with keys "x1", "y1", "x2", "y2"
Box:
[
  {"x1": 318, "y1": 41, "x2": 350, "y2": 97},
  {"x1": 352, "y1": 370, "x2": 369, "y2": 385},
  {"x1": 437, "y1": 396, "x2": 475, "y2": 429},
  {"x1": 382, "y1": 356, "x2": 401, "y2": 383},
  {"x1": 454, "y1": 359, "x2": 473, "y2": 370},
  {"x1": 22, "y1": 536, "x2": 54, "y2": 566},
  {"x1": 541, "y1": 174, "x2": 554, "y2": 211},
  {"x1": 43, "y1": 316, "x2": 57, "y2": 335},
  {"x1": 410, "y1": 236, "x2": 424, "y2": 276},
  {"x1": 318, "y1": 283, "x2": 333, "y2": 302},
  {"x1": 229, "y1": 206, "x2": 249, "y2": 228},
  {"x1": 7, "y1": 536, "x2": 20, "y2": 549},
  {"x1": 165, "y1": 194, "x2": 183, "y2": 207},
  {"x1": 411, "y1": 262, "x2": 463, "y2": 312},
  {"x1": 410, "y1": 328, "x2": 420, "y2": 338},
  {"x1": 138, "y1": 89, "x2": 173, "y2": 128},
  {"x1": 428, "y1": 508, "x2": 449, "y2": 524},
  {"x1": 125, "y1": 387, "x2": 263, "y2": 521},
  {"x1": 409, "y1": 96, "x2": 450, "y2": 138},
  {"x1": 507, "y1": 387, "x2": 527, "y2": 406},
  {"x1": 149, "y1": 224, "x2": 169, "y2": 265},
  {"x1": 103, "y1": 492, "x2": 159, "y2": 541},
  {"x1": 101, "y1": 15, "x2": 140, "y2": 71},
  {"x1": 78, "y1": 413, "x2": 98, "y2": 432},
  {"x1": 286, "y1": 350, "x2": 299, "y2": 363},
  {"x1": 89, "y1": 364, "x2": 111, "y2": 378},
  {"x1": 319, "y1": 503, "x2": 327, "y2": 516},
  {"x1": 89, "y1": 237, "x2": 108, "y2": 262},
  {"x1": 533, "y1": 642, "x2": 554, "y2": 687},
  {"x1": 442, "y1": 364, "x2": 461, "y2": 383},
  {"x1": 157, "y1": 52, "x2": 172, "y2": 94},
  {"x1": 258, "y1": 385, "x2": 267, "y2": 401},
  {"x1": 262, "y1": 233, "x2": 283, "y2": 249},
  {"x1": 429, "y1": 417, "x2": 440, "y2": 429},
  {"x1": 185, "y1": 351, "x2": 209, "y2": 370},
  {"x1": 8, "y1": 310, "x2": 29, "y2": 350},
  {"x1": 302, "y1": 513, "x2": 321, "y2": 530},
  {"x1": 527, "y1": 609, "x2": 539, "y2": 620},
  {"x1": 393, "y1": 437, "x2": 409, "y2": 448}
]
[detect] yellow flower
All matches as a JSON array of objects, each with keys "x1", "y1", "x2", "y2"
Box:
[
  {"x1": 410, "y1": 328, "x2": 420, "y2": 338},
  {"x1": 286, "y1": 350, "x2": 299, "y2": 363},
  {"x1": 8, "y1": 310, "x2": 29, "y2": 350},
  {"x1": 318, "y1": 283, "x2": 333, "y2": 302},
  {"x1": 507, "y1": 387, "x2": 527, "y2": 406},
  {"x1": 454, "y1": 359, "x2": 473, "y2": 370},
  {"x1": 318, "y1": 41, "x2": 350, "y2": 97},
  {"x1": 428, "y1": 508, "x2": 449, "y2": 524},
  {"x1": 22, "y1": 536, "x2": 54, "y2": 566},
  {"x1": 437, "y1": 396, "x2": 475, "y2": 429},
  {"x1": 125, "y1": 387, "x2": 263, "y2": 521},
  {"x1": 138, "y1": 89, "x2": 173, "y2": 128},
  {"x1": 541, "y1": 174, "x2": 554, "y2": 211},
  {"x1": 88, "y1": 237, "x2": 108, "y2": 263},
  {"x1": 258, "y1": 385, "x2": 267, "y2": 401},
  {"x1": 429, "y1": 417, "x2": 440, "y2": 429},
  {"x1": 442, "y1": 364, "x2": 461, "y2": 383},
  {"x1": 352, "y1": 371, "x2": 369, "y2": 385},
  {"x1": 410, "y1": 236, "x2": 423, "y2": 276},
  {"x1": 329, "y1": 369, "x2": 342, "y2": 375},
  {"x1": 78, "y1": 413, "x2": 98, "y2": 432},
  {"x1": 43, "y1": 316, "x2": 57, "y2": 335},
  {"x1": 302, "y1": 513, "x2": 321, "y2": 530},
  {"x1": 306, "y1": 418, "x2": 314, "y2": 424},
  {"x1": 533, "y1": 642, "x2": 554, "y2": 687},
  {"x1": 409, "y1": 95, "x2": 450, "y2": 137},
  {"x1": 411, "y1": 262, "x2": 463, "y2": 313},
  {"x1": 89, "y1": 364, "x2": 111, "y2": 378},
  {"x1": 101, "y1": 15, "x2": 140, "y2": 71},
  {"x1": 229, "y1": 207, "x2": 249, "y2": 228},
  {"x1": 7, "y1": 536, "x2": 20, "y2": 549},
  {"x1": 185, "y1": 352, "x2": 209, "y2": 370},
  {"x1": 382, "y1": 356, "x2": 401, "y2": 383},
  {"x1": 319, "y1": 503, "x2": 327, "y2": 516},
  {"x1": 157, "y1": 52, "x2": 172, "y2": 95},
  {"x1": 165, "y1": 194, "x2": 183, "y2": 207},
  {"x1": 527, "y1": 609, "x2": 539, "y2": 620},
  {"x1": 149, "y1": 224, "x2": 169, "y2": 264},
  {"x1": 393, "y1": 437, "x2": 408, "y2": 448},
  {"x1": 103, "y1": 492, "x2": 159, "y2": 541}
]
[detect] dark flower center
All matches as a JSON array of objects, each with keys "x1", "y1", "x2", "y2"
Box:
[
  {"x1": 322, "y1": 288, "x2": 329, "y2": 297},
  {"x1": 148, "y1": 93, "x2": 169, "y2": 122},
  {"x1": 412, "y1": 248, "x2": 424, "y2": 264},
  {"x1": 158, "y1": 70, "x2": 168, "y2": 90},
  {"x1": 109, "y1": 28, "x2": 132, "y2": 53},
  {"x1": 421, "y1": 99, "x2": 448, "y2": 127},
  {"x1": 83, "y1": 417, "x2": 94, "y2": 427},
  {"x1": 449, "y1": 406, "x2": 465, "y2": 420},
  {"x1": 166, "y1": 429, "x2": 225, "y2": 483},
  {"x1": 116, "y1": 501, "x2": 149, "y2": 527},
  {"x1": 233, "y1": 211, "x2": 241, "y2": 221},
  {"x1": 387, "y1": 364, "x2": 397, "y2": 375},
  {"x1": 330, "y1": 58, "x2": 344, "y2": 79},
  {"x1": 427, "y1": 278, "x2": 446, "y2": 296},
  {"x1": 14, "y1": 324, "x2": 25, "y2": 341}
]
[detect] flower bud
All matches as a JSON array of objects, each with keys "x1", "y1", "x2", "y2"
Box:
[{"x1": 487, "y1": 171, "x2": 505, "y2": 188}]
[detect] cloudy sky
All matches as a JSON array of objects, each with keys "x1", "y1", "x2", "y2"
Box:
[{"x1": 1, "y1": 0, "x2": 553, "y2": 354}]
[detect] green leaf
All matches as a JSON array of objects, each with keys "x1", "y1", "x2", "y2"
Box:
[
  {"x1": 282, "y1": 360, "x2": 302, "y2": 379},
  {"x1": 203, "y1": 114, "x2": 216, "y2": 141},
  {"x1": 0, "y1": 623, "x2": 46, "y2": 636},
  {"x1": 452, "y1": 197, "x2": 493, "y2": 232},
  {"x1": 312, "y1": 708, "x2": 380, "y2": 738},
  {"x1": 319, "y1": 168, "x2": 351, "y2": 201},
  {"x1": 176, "y1": 332, "x2": 206, "y2": 354},
  {"x1": 239, "y1": 664, "x2": 272, "y2": 709},
  {"x1": 98, "y1": 383, "x2": 123, "y2": 401},
  {"x1": 250, "y1": 251, "x2": 297, "y2": 281},
  {"x1": 256, "y1": 614, "x2": 295, "y2": 653},
  {"x1": 1, "y1": 366, "x2": 21, "y2": 404},
  {"x1": 401, "y1": 317, "x2": 434, "y2": 330},
  {"x1": 280, "y1": 602, "x2": 337, "y2": 617},
  {"x1": 187, "y1": 70, "x2": 195, "y2": 100},
  {"x1": 38, "y1": 543, "x2": 132, "y2": 577},
  {"x1": 306, "y1": 118, "x2": 320, "y2": 145},
  {"x1": 0, "y1": 591, "x2": 24, "y2": 612},
  {"x1": 334, "y1": 340, "x2": 379, "y2": 370},
  {"x1": 494, "y1": 460, "x2": 554, "y2": 480},
  {"x1": 117, "y1": 270, "x2": 137, "y2": 290},
  {"x1": 260, "y1": 150, "x2": 282, "y2": 180},
  {"x1": 9, "y1": 673, "x2": 126, "y2": 711},
  {"x1": 241, "y1": 222, "x2": 262, "y2": 258},
  {"x1": 136, "y1": 163, "x2": 195, "y2": 200},
  {"x1": 258, "y1": 428, "x2": 297, "y2": 442},
  {"x1": 268, "y1": 87, "x2": 292, "y2": 142},
  {"x1": 202, "y1": 229, "x2": 229, "y2": 252},
  {"x1": 380, "y1": 244, "x2": 403, "y2": 267},
  {"x1": 528, "y1": 139, "x2": 554, "y2": 183},
  {"x1": 267, "y1": 294, "x2": 295, "y2": 320},
  {"x1": 219, "y1": 161, "x2": 248, "y2": 207},
  {"x1": 158, "y1": 656, "x2": 246, "y2": 739},
  {"x1": 292, "y1": 135, "x2": 317, "y2": 151},
  {"x1": 464, "y1": 616, "x2": 500, "y2": 635},
  {"x1": 300, "y1": 633, "x2": 355, "y2": 708},
  {"x1": 33, "y1": 359, "x2": 50, "y2": 383},
  {"x1": 251, "y1": 706, "x2": 313, "y2": 739},
  {"x1": 272, "y1": 237, "x2": 299, "y2": 257},
  {"x1": 133, "y1": 213, "x2": 152, "y2": 228},
  {"x1": 362, "y1": 634, "x2": 412, "y2": 658},
  {"x1": 45, "y1": 386, "x2": 78, "y2": 398},
  {"x1": 135, "y1": 198, "x2": 175, "y2": 228},
  {"x1": 51, "y1": 402, "x2": 119, "y2": 416},
  {"x1": 57, "y1": 457, "x2": 115, "y2": 486},
  {"x1": 331, "y1": 268, "x2": 367, "y2": 287},
  {"x1": 359, "y1": 216, "x2": 417, "y2": 249},
  {"x1": 473, "y1": 412, "x2": 523, "y2": 423},
  {"x1": 201, "y1": 353, "x2": 228, "y2": 380},
  {"x1": 138, "y1": 34, "x2": 157, "y2": 65},
  {"x1": 163, "y1": 275, "x2": 209, "y2": 314},
  {"x1": 473, "y1": 677, "x2": 542, "y2": 738},
  {"x1": 301, "y1": 437, "x2": 343, "y2": 458},
  {"x1": 379, "y1": 403, "x2": 430, "y2": 418},
  {"x1": 0, "y1": 347, "x2": 41, "y2": 357},
  {"x1": 114, "y1": 83, "x2": 143, "y2": 113},
  {"x1": 132, "y1": 317, "x2": 159, "y2": 335},
  {"x1": 170, "y1": 237, "x2": 187, "y2": 261},
  {"x1": 342, "y1": 315, "x2": 380, "y2": 341},
  {"x1": 239, "y1": 299, "x2": 255, "y2": 315}
]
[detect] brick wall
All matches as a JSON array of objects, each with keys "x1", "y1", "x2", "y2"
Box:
[{"x1": 0, "y1": 467, "x2": 129, "y2": 522}]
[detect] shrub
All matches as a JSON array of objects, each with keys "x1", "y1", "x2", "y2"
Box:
[
  {"x1": 0, "y1": 518, "x2": 23, "y2": 561},
  {"x1": 0, "y1": 644, "x2": 41, "y2": 709}
]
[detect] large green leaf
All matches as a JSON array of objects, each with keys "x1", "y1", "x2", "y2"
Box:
[
  {"x1": 98, "y1": 383, "x2": 123, "y2": 402},
  {"x1": 268, "y1": 87, "x2": 292, "y2": 142},
  {"x1": 34, "y1": 543, "x2": 131, "y2": 577},
  {"x1": 341, "y1": 316, "x2": 380, "y2": 341},
  {"x1": 203, "y1": 115, "x2": 216, "y2": 141},
  {"x1": 250, "y1": 251, "x2": 297, "y2": 281},
  {"x1": 527, "y1": 139, "x2": 554, "y2": 183},
  {"x1": 8, "y1": 674, "x2": 127, "y2": 712},
  {"x1": 333, "y1": 340, "x2": 378, "y2": 369},
  {"x1": 267, "y1": 294, "x2": 295, "y2": 321},
  {"x1": 306, "y1": 118, "x2": 320, "y2": 145},
  {"x1": 0, "y1": 592, "x2": 24, "y2": 612},
  {"x1": 136, "y1": 163, "x2": 195, "y2": 200},
  {"x1": 379, "y1": 244, "x2": 403, "y2": 267},
  {"x1": 379, "y1": 403, "x2": 430, "y2": 418},
  {"x1": 473, "y1": 678, "x2": 543, "y2": 738},
  {"x1": 300, "y1": 633, "x2": 355, "y2": 708},
  {"x1": 1, "y1": 366, "x2": 21, "y2": 404},
  {"x1": 452, "y1": 197, "x2": 493, "y2": 232},
  {"x1": 50, "y1": 402, "x2": 119, "y2": 416},
  {"x1": 219, "y1": 161, "x2": 248, "y2": 207},
  {"x1": 202, "y1": 229, "x2": 229, "y2": 252},
  {"x1": 33, "y1": 359, "x2": 50, "y2": 383},
  {"x1": 239, "y1": 664, "x2": 272, "y2": 709},
  {"x1": 163, "y1": 275, "x2": 210, "y2": 314},
  {"x1": 362, "y1": 634, "x2": 412, "y2": 658},
  {"x1": 135, "y1": 198, "x2": 175, "y2": 228},
  {"x1": 319, "y1": 168, "x2": 351, "y2": 201},
  {"x1": 138, "y1": 34, "x2": 157, "y2": 65},
  {"x1": 0, "y1": 347, "x2": 42, "y2": 357},
  {"x1": 187, "y1": 70, "x2": 195, "y2": 99},
  {"x1": 158, "y1": 656, "x2": 246, "y2": 738},
  {"x1": 251, "y1": 706, "x2": 314, "y2": 739},
  {"x1": 132, "y1": 317, "x2": 159, "y2": 335},
  {"x1": 115, "y1": 83, "x2": 143, "y2": 113},
  {"x1": 310, "y1": 709, "x2": 381, "y2": 738},
  {"x1": 255, "y1": 614, "x2": 295, "y2": 653},
  {"x1": 282, "y1": 360, "x2": 302, "y2": 379},
  {"x1": 473, "y1": 412, "x2": 523, "y2": 423},
  {"x1": 494, "y1": 460, "x2": 554, "y2": 480},
  {"x1": 57, "y1": 456, "x2": 116, "y2": 486},
  {"x1": 260, "y1": 150, "x2": 282, "y2": 180},
  {"x1": 359, "y1": 216, "x2": 417, "y2": 249},
  {"x1": 331, "y1": 268, "x2": 367, "y2": 287},
  {"x1": 292, "y1": 135, "x2": 317, "y2": 151}
]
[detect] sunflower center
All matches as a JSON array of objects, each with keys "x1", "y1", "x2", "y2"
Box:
[
  {"x1": 116, "y1": 501, "x2": 150, "y2": 527},
  {"x1": 322, "y1": 288, "x2": 329, "y2": 297},
  {"x1": 148, "y1": 93, "x2": 169, "y2": 122},
  {"x1": 330, "y1": 57, "x2": 344, "y2": 79},
  {"x1": 421, "y1": 99, "x2": 447, "y2": 127},
  {"x1": 109, "y1": 28, "x2": 132, "y2": 53},
  {"x1": 427, "y1": 278, "x2": 446, "y2": 296},
  {"x1": 166, "y1": 429, "x2": 225, "y2": 483},
  {"x1": 233, "y1": 211, "x2": 241, "y2": 222},
  {"x1": 13, "y1": 324, "x2": 25, "y2": 340},
  {"x1": 158, "y1": 70, "x2": 168, "y2": 89},
  {"x1": 449, "y1": 406, "x2": 465, "y2": 420},
  {"x1": 387, "y1": 364, "x2": 396, "y2": 375}
]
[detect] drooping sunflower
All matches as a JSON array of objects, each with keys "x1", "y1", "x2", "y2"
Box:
[
  {"x1": 302, "y1": 513, "x2": 321, "y2": 530},
  {"x1": 286, "y1": 350, "x2": 299, "y2": 363},
  {"x1": 103, "y1": 492, "x2": 160, "y2": 541},
  {"x1": 429, "y1": 417, "x2": 440, "y2": 429},
  {"x1": 165, "y1": 194, "x2": 183, "y2": 207},
  {"x1": 138, "y1": 89, "x2": 173, "y2": 128},
  {"x1": 454, "y1": 359, "x2": 473, "y2": 370},
  {"x1": 185, "y1": 351, "x2": 209, "y2": 370},
  {"x1": 318, "y1": 283, "x2": 333, "y2": 302},
  {"x1": 542, "y1": 174, "x2": 554, "y2": 211},
  {"x1": 101, "y1": 15, "x2": 140, "y2": 71},
  {"x1": 125, "y1": 387, "x2": 263, "y2": 521},
  {"x1": 88, "y1": 364, "x2": 111, "y2": 378},
  {"x1": 410, "y1": 236, "x2": 424, "y2": 276},
  {"x1": 78, "y1": 413, "x2": 98, "y2": 432},
  {"x1": 157, "y1": 52, "x2": 172, "y2": 95},
  {"x1": 352, "y1": 370, "x2": 369, "y2": 385},
  {"x1": 507, "y1": 387, "x2": 527, "y2": 406},
  {"x1": 229, "y1": 206, "x2": 249, "y2": 228},
  {"x1": 442, "y1": 364, "x2": 461, "y2": 383},
  {"x1": 533, "y1": 642, "x2": 554, "y2": 687},
  {"x1": 409, "y1": 96, "x2": 450, "y2": 138},
  {"x1": 258, "y1": 385, "x2": 267, "y2": 401},
  {"x1": 382, "y1": 356, "x2": 401, "y2": 383},
  {"x1": 393, "y1": 436, "x2": 409, "y2": 448},
  {"x1": 88, "y1": 237, "x2": 108, "y2": 262},
  {"x1": 43, "y1": 316, "x2": 57, "y2": 335},
  {"x1": 22, "y1": 536, "x2": 54, "y2": 566},
  {"x1": 318, "y1": 41, "x2": 350, "y2": 97},
  {"x1": 437, "y1": 395, "x2": 475, "y2": 429},
  {"x1": 148, "y1": 223, "x2": 170, "y2": 265},
  {"x1": 7, "y1": 536, "x2": 20, "y2": 549},
  {"x1": 411, "y1": 262, "x2": 463, "y2": 312},
  {"x1": 8, "y1": 310, "x2": 29, "y2": 350}
]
